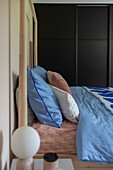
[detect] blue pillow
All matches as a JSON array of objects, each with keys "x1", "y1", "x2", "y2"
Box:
[
  {"x1": 33, "y1": 65, "x2": 47, "y2": 82},
  {"x1": 27, "y1": 67, "x2": 63, "y2": 128}
]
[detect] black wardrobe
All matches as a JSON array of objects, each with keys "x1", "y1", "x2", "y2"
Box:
[{"x1": 35, "y1": 4, "x2": 113, "y2": 87}]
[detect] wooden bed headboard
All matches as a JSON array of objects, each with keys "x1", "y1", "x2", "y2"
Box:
[{"x1": 18, "y1": 0, "x2": 38, "y2": 127}]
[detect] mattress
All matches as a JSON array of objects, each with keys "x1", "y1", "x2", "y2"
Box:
[{"x1": 31, "y1": 119, "x2": 77, "y2": 154}]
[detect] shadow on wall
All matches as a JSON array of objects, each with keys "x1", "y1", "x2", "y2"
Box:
[
  {"x1": 9, "y1": 72, "x2": 19, "y2": 166},
  {"x1": 12, "y1": 72, "x2": 18, "y2": 128},
  {"x1": 0, "y1": 131, "x2": 3, "y2": 170}
]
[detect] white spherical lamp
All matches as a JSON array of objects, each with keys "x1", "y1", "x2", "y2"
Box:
[{"x1": 11, "y1": 126, "x2": 40, "y2": 159}]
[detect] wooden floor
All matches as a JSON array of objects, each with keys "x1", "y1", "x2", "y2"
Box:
[
  {"x1": 35, "y1": 154, "x2": 113, "y2": 170},
  {"x1": 71, "y1": 155, "x2": 113, "y2": 170}
]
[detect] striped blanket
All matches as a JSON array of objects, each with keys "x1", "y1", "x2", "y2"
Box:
[{"x1": 84, "y1": 87, "x2": 113, "y2": 114}]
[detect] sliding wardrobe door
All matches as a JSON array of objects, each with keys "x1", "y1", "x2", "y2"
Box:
[
  {"x1": 111, "y1": 6, "x2": 113, "y2": 86},
  {"x1": 35, "y1": 5, "x2": 76, "y2": 85},
  {"x1": 78, "y1": 6, "x2": 108, "y2": 86}
]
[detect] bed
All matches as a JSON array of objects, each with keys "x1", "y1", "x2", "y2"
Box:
[
  {"x1": 28, "y1": 80, "x2": 113, "y2": 164},
  {"x1": 13, "y1": 0, "x2": 113, "y2": 168}
]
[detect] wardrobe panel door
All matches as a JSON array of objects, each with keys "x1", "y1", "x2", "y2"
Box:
[
  {"x1": 35, "y1": 5, "x2": 76, "y2": 39},
  {"x1": 111, "y1": 40, "x2": 113, "y2": 86},
  {"x1": 111, "y1": 5, "x2": 113, "y2": 86},
  {"x1": 39, "y1": 40, "x2": 76, "y2": 86},
  {"x1": 78, "y1": 7, "x2": 108, "y2": 40},
  {"x1": 78, "y1": 40, "x2": 107, "y2": 86},
  {"x1": 78, "y1": 6, "x2": 108, "y2": 87}
]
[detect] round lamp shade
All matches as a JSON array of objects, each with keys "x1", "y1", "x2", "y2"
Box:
[{"x1": 11, "y1": 126, "x2": 40, "y2": 159}]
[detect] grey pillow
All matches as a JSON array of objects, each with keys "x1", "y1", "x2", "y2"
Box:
[{"x1": 16, "y1": 87, "x2": 37, "y2": 125}]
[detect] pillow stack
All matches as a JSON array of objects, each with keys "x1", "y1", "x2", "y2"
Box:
[{"x1": 27, "y1": 65, "x2": 79, "y2": 128}]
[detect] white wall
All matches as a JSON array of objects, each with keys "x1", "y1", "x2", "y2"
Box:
[
  {"x1": 33, "y1": 0, "x2": 113, "y2": 3},
  {"x1": 0, "y1": 0, "x2": 9, "y2": 169},
  {"x1": 9, "y1": 0, "x2": 20, "y2": 163}
]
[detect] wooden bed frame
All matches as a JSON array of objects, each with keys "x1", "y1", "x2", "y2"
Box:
[
  {"x1": 18, "y1": 0, "x2": 37, "y2": 127},
  {"x1": 17, "y1": 0, "x2": 76, "y2": 168}
]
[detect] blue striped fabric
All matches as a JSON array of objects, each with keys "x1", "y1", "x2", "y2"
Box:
[{"x1": 84, "y1": 87, "x2": 113, "y2": 114}]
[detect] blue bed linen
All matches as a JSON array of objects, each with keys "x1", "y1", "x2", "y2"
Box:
[
  {"x1": 84, "y1": 87, "x2": 113, "y2": 114},
  {"x1": 70, "y1": 86, "x2": 113, "y2": 164}
]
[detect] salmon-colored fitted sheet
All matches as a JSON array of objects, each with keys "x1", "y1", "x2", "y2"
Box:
[{"x1": 31, "y1": 120, "x2": 77, "y2": 154}]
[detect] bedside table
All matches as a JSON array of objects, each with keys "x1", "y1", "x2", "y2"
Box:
[{"x1": 11, "y1": 159, "x2": 74, "y2": 170}]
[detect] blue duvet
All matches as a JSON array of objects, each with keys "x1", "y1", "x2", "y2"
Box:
[{"x1": 70, "y1": 86, "x2": 113, "y2": 164}]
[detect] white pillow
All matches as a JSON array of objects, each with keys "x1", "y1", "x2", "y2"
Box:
[{"x1": 49, "y1": 84, "x2": 79, "y2": 123}]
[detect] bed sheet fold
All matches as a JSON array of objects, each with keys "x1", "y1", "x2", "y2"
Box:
[{"x1": 70, "y1": 86, "x2": 113, "y2": 164}]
